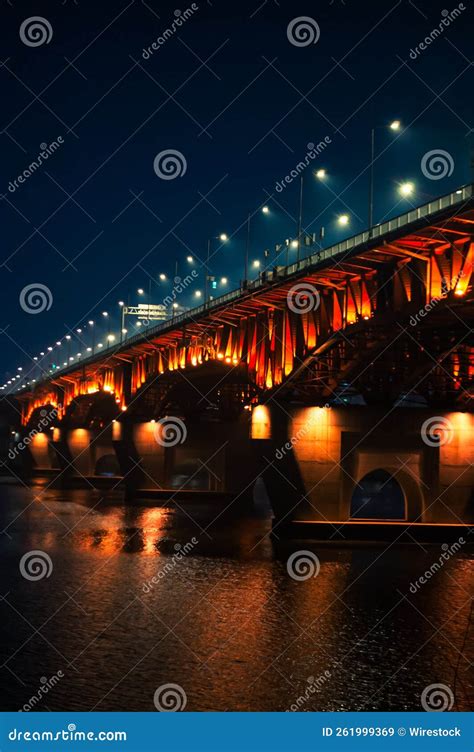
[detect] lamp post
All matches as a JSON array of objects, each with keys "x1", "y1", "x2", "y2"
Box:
[
  {"x1": 205, "y1": 233, "x2": 227, "y2": 304},
  {"x1": 244, "y1": 206, "x2": 270, "y2": 286},
  {"x1": 368, "y1": 120, "x2": 401, "y2": 230}
]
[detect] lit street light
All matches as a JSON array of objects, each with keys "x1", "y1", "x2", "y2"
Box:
[
  {"x1": 338, "y1": 214, "x2": 350, "y2": 226},
  {"x1": 399, "y1": 181, "x2": 415, "y2": 197},
  {"x1": 369, "y1": 119, "x2": 402, "y2": 229}
]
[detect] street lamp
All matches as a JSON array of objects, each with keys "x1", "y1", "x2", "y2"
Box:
[
  {"x1": 137, "y1": 288, "x2": 144, "y2": 295},
  {"x1": 369, "y1": 119, "x2": 402, "y2": 229},
  {"x1": 315, "y1": 168, "x2": 326, "y2": 179},
  {"x1": 399, "y1": 181, "x2": 415, "y2": 197},
  {"x1": 337, "y1": 214, "x2": 350, "y2": 226},
  {"x1": 245, "y1": 205, "x2": 271, "y2": 286},
  {"x1": 205, "y1": 234, "x2": 228, "y2": 303}
]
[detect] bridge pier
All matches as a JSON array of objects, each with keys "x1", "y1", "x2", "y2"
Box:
[{"x1": 253, "y1": 405, "x2": 474, "y2": 531}]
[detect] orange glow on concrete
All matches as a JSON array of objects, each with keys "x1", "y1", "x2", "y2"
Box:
[{"x1": 251, "y1": 405, "x2": 271, "y2": 439}]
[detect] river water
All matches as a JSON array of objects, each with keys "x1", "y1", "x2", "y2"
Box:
[{"x1": 0, "y1": 480, "x2": 472, "y2": 712}]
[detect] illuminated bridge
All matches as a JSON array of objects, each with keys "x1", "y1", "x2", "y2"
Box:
[{"x1": 5, "y1": 184, "x2": 474, "y2": 535}]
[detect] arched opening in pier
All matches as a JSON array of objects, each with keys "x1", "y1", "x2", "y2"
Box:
[
  {"x1": 95, "y1": 453, "x2": 121, "y2": 477},
  {"x1": 350, "y1": 469, "x2": 406, "y2": 520}
]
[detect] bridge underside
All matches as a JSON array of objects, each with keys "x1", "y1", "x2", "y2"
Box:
[
  {"x1": 17, "y1": 198, "x2": 474, "y2": 424},
  {"x1": 3, "y1": 192, "x2": 474, "y2": 532}
]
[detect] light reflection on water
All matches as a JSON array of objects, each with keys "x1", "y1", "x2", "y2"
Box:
[{"x1": 0, "y1": 482, "x2": 473, "y2": 712}]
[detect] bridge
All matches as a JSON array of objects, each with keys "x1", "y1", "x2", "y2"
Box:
[{"x1": 4, "y1": 184, "x2": 474, "y2": 536}]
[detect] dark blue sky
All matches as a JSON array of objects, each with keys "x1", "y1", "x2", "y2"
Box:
[{"x1": 1, "y1": 0, "x2": 472, "y2": 386}]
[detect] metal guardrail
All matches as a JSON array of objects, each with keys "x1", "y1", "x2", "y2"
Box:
[{"x1": 17, "y1": 183, "x2": 473, "y2": 392}]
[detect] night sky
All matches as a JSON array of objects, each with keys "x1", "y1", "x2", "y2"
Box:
[{"x1": 1, "y1": 0, "x2": 472, "y2": 387}]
